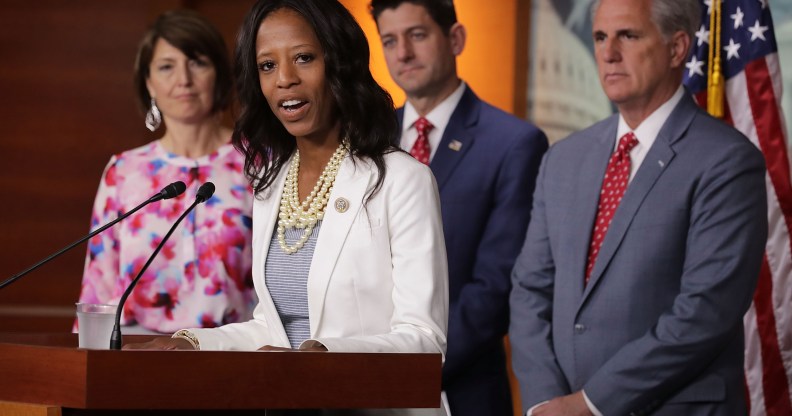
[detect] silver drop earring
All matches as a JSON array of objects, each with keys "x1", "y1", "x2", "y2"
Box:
[{"x1": 145, "y1": 98, "x2": 162, "y2": 132}]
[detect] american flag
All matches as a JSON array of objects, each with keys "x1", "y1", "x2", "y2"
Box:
[{"x1": 683, "y1": 0, "x2": 792, "y2": 414}]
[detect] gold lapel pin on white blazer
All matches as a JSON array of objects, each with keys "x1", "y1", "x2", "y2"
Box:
[
  {"x1": 334, "y1": 197, "x2": 349, "y2": 213},
  {"x1": 448, "y1": 140, "x2": 463, "y2": 151}
]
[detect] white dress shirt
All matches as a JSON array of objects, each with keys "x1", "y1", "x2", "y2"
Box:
[{"x1": 617, "y1": 86, "x2": 685, "y2": 182}]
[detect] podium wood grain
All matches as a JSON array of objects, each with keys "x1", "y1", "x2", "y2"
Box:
[{"x1": 0, "y1": 334, "x2": 441, "y2": 413}]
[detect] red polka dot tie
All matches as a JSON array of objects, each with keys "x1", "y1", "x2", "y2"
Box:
[
  {"x1": 410, "y1": 117, "x2": 433, "y2": 165},
  {"x1": 585, "y1": 132, "x2": 639, "y2": 284}
]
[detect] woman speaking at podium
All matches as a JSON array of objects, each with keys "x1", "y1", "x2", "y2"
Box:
[
  {"x1": 77, "y1": 10, "x2": 256, "y2": 334},
  {"x1": 128, "y1": 1, "x2": 449, "y2": 413}
]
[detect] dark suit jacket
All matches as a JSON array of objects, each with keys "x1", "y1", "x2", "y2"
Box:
[
  {"x1": 398, "y1": 86, "x2": 548, "y2": 416},
  {"x1": 510, "y1": 93, "x2": 767, "y2": 415}
]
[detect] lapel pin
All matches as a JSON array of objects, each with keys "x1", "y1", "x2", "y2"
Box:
[
  {"x1": 658, "y1": 160, "x2": 665, "y2": 168},
  {"x1": 448, "y1": 140, "x2": 463, "y2": 151},
  {"x1": 334, "y1": 197, "x2": 350, "y2": 213}
]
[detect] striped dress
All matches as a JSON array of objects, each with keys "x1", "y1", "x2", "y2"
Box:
[{"x1": 264, "y1": 222, "x2": 322, "y2": 348}]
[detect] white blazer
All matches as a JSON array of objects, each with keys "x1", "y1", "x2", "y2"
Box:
[{"x1": 190, "y1": 151, "x2": 448, "y2": 358}]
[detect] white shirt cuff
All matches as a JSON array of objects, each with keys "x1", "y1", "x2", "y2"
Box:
[
  {"x1": 526, "y1": 401, "x2": 548, "y2": 415},
  {"x1": 583, "y1": 390, "x2": 604, "y2": 416}
]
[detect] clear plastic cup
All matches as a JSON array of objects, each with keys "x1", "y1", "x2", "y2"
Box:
[{"x1": 75, "y1": 303, "x2": 117, "y2": 349}]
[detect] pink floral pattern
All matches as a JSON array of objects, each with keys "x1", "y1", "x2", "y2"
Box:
[{"x1": 76, "y1": 141, "x2": 256, "y2": 333}]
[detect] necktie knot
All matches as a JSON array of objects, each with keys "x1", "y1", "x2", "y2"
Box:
[
  {"x1": 414, "y1": 117, "x2": 434, "y2": 137},
  {"x1": 618, "y1": 132, "x2": 639, "y2": 154}
]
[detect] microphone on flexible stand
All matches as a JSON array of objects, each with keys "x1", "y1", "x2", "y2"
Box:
[
  {"x1": 110, "y1": 182, "x2": 215, "y2": 350},
  {"x1": 0, "y1": 181, "x2": 187, "y2": 290}
]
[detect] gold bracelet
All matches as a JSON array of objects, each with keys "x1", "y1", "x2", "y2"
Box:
[{"x1": 172, "y1": 329, "x2": 200, "y2": 350}]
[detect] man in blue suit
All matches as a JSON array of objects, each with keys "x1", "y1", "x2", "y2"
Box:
[
  {"x1": 371, "y1": 1, "x2": 548, "y2": 415},
  {"x1": 509, "y1": 0, "x2": 767, "y2": 415}
]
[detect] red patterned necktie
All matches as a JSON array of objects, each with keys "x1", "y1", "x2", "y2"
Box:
[
  {"x1": 410, "y1": 117, "x2": 433, "y2": 165},
  {"x1": 585, "y1": 132, "x2": 639, "y2": 284}
]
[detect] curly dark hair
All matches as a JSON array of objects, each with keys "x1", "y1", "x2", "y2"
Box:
[
  {"x1": 133, "y1": 9, "x2": 232, "y2": 116},
  {"x1": 233, "y1": 0, "x2": 399, "y2": 199}
]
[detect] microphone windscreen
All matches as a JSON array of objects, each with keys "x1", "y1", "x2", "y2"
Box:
[
  {"x1": 196, "y1": 182, "x2": 216, "y2": 203},
  {"x1": 162, "y1": 181, "x2": 187, "y2": 200}
]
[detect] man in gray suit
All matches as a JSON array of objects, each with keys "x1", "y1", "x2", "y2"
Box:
[{"x1": 509, "y1": 0, "x2": 768, "y2": 415}]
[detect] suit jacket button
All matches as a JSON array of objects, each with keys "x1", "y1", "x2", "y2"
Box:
[{"x1": 574, "y1": 323, "x2": 586, "y2": 333}]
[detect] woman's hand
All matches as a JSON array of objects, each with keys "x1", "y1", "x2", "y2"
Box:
[
  {"x1": 257, "y1": 345, "x2": 327, "y2": 352},
  {"x1": 123, "y1": 337, "x2": 195, "y2": 350},
  {"x1": 257, "y1": 345, "x2": 293, "y2": 351}
]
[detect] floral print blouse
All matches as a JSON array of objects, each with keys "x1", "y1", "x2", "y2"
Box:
[{"x1": 76, "y1": 141, "x2": 256, "y2": 333}]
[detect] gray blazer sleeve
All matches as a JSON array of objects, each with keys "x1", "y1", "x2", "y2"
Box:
[{"x1": 509, "y1": 147, "x2": 572, "y2": 411}]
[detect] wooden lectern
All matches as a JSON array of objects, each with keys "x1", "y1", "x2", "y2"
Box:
[{"x1": 0, "y1": 333, "x2": 442, "y2": 415}]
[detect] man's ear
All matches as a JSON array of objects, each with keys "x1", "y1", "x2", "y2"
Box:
[
  {"x1": 669, "y1": 30, "x2": 691, "y2": 68},
  {"x1": 449, "y1": 23, "x2": 466, "y2": 56}
]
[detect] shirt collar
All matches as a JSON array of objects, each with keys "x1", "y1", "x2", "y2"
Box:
[
  {"x1": 616, "y1": 85, "x2": 685, "y2": 149},
  {"x1": 402, "y1": 81, "x2": 467, "y2": 135}
]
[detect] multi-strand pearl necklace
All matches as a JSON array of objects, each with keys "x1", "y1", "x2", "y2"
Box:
[{"x1": 277, "y1": 142, "x2": 348, "y2": 254}]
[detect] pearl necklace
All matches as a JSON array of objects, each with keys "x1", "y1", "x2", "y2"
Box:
[{"x1": 277, "y1": 142, "x2": 348, "y2": 254}]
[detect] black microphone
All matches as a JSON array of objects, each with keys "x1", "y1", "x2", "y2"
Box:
[
  {"x1": 110, "y1": 182, "x2": 215, "y2": 350},
  {"x1": 195, "y1": 181, "x2": 215, "y2": 203},
  {"x1": 0, "y1": 181, "x2": 187, "y2": 290},
  {"x1": 154, "y1": 181, "x2": 188, "y2": 202}
]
